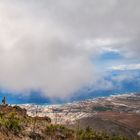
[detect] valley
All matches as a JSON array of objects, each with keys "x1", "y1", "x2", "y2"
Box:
[{"x1": 20, "y1": 93, "x2": 140, "y2": 139}]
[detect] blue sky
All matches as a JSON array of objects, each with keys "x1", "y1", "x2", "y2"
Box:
[
  {"x1": 1, "y1": 69, "x2": 140, "y2": 104},
  {"x1": 1, "y1": 51, "x2": 140, "y2": 104},
  {"x1": 0, "y1": 0, "x2": 140, "y2": 104}
]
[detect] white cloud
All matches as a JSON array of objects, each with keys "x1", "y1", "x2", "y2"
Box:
[
  {"x1": 0, "y1": 0, "x2": 140, "y2": 99},
  {"x1": 0, "y1": 0, "x2": 101, "y2": 98},
  {"x1": 110, "y1": 64, "x2": 140, "y2": 71}
]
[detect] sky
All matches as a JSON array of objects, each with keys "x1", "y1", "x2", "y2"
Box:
[{"x1": 0, "y1": 0, "x2": 140, "y2": 103}]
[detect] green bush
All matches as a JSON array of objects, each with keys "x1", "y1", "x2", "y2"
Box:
[
  {"x1": 5, "y1": 113, "x2": 22, "y2": 134},
  {"x1": 45, "y1": 124, "x2": 74, "y2": 140},
  {"x1": 0, "y1": 112, "x2": 4, "y2": 118},
  {"x1": 76, "y1": 127, "x2": 129, "y2": 140}
]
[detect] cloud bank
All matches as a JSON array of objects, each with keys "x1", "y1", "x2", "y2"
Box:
[{"x1": 0, "y1": 0, "x2": 140, "y2": 98}]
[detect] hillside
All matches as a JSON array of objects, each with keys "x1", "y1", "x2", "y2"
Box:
[
  {"x1": 0, "y1": 104, "x2": 131, "y2": 140},
  {"x1": 19, "y1": 93, "x2": 140, "y2": 139}
]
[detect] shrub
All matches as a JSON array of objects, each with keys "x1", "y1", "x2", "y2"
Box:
[
  {"x1": 45, "y1": 124, "x2": 74, "y2": 140},
  {"x1": 76, "y1": 127, "x2": 130, "y2": 140},
  {"x1": 5, "y1": 113, "x2": 22, "y2": 134}
]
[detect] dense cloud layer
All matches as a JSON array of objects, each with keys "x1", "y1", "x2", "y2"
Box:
[{"x1": 0, "y1": 0, "x2": 140, "y2": 98}]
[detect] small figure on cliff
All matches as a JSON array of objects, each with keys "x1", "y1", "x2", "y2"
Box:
[{"x1": 2, "y1": 97, "x2": 6, "y2": 105}]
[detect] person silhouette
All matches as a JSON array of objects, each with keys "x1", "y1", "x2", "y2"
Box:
[{"x1": 2, "y1": 97, "x2": 6, "y2": 105}]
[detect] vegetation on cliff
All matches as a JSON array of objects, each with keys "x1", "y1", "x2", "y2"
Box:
[{"x1": 0, "y1": 105, "x2": 130, "y2": 140}]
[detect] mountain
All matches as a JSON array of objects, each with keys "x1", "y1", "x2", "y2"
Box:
[
  {"x1": 0, "y1": 104, "x2": 130, "y2": 140},
  {"x1": 19, "y1": 93, "x2": 140, "y2": 139}
]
